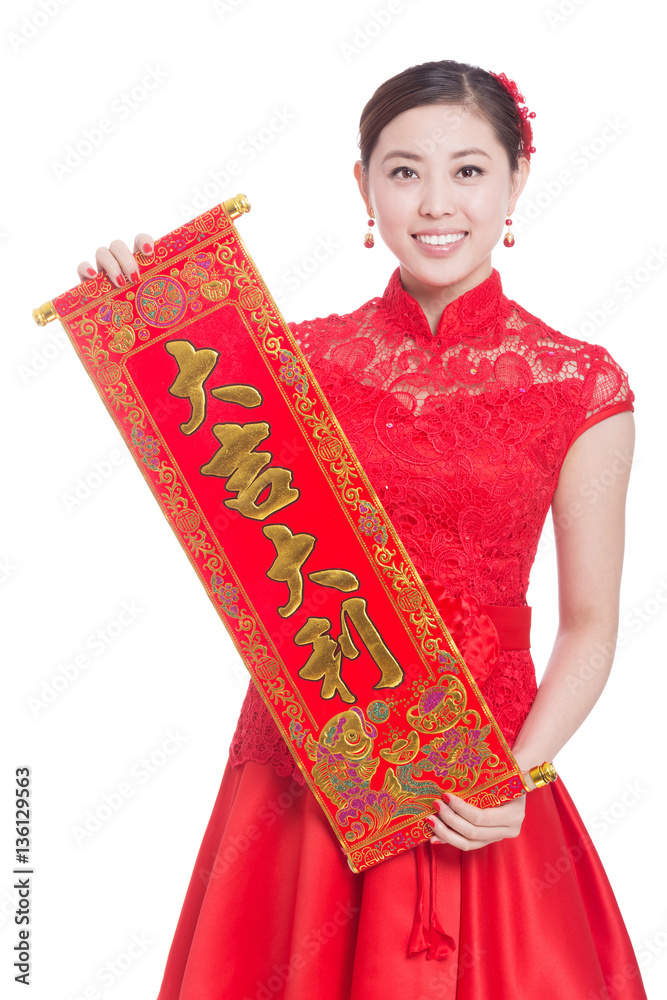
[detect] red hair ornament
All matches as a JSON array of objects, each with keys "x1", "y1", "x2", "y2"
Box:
[{"x1": 489, "y1": 71, "x2": 537, "y2": 159}]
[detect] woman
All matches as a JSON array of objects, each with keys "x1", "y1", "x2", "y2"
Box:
[{"x1": 77, "y1": 60, "x2": 646, "y2": 1000}]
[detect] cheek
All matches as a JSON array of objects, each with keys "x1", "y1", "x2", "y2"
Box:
[{"x1": 466, "y1": 193, "x2": 507, "y2": 231}]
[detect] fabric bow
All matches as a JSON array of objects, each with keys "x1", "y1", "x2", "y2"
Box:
[{"x1": 420, "y1": 574, "x2": 500, "y2": 685}]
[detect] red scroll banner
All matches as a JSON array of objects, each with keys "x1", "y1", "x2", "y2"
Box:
[{"x1": 33, "y1": 195, "x2": 527, "y2": 872}]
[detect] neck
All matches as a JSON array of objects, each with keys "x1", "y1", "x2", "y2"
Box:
[{"x1": 399, "y1": 258, "x2": 493, "y2": 335}]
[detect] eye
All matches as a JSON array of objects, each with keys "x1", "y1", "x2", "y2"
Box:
[
  {"x1": 458, "y1": 165, "x2": 484, "y2": 178},
  {"x1": 390, "y1": 166, "x2": 418, "y2": 180}
]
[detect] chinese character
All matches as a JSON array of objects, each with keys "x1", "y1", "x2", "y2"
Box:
[
  {"x1": 296, "y1": 597, "x2": 403, "y2": 703},
  {"x1": 201, "y1": 421, "x2": 299, "y2": 520}
]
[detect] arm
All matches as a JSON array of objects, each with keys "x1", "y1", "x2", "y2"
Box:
[
  {"x1": 428, "y1": 411, "x2": 635, "y2": 849},
  {"x1": 511, "y1": 409, "x2": 634, "y2": 769}
]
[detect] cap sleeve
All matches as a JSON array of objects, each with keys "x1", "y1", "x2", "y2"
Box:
[{"x1": 568, "y1": 345, "x2": 634, "y2": 446}]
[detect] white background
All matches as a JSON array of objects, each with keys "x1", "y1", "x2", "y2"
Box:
[{"x1": 2, "y1": 0, "x2": 666, "y2": 998}]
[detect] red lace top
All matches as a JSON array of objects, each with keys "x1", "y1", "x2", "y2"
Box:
[{"x1": 229, "y1": 266, "x2": 634, "y2": 783}]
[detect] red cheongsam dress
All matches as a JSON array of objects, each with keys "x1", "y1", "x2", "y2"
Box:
[{"x1": 156, "y1": 267, "x2": 647, "y2": 1000}]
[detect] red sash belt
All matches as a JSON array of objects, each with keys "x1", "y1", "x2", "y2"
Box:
[{"x1": 481, "y1": 603, "x2": 532, "y2": 650}]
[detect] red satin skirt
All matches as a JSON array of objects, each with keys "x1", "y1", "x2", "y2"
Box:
[{"x1": 155, "y1": 758, "x2": 646, "y2": 1000}]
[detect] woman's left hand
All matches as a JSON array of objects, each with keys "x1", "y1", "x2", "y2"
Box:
[{"x1": 427, "y1": 792, "x2": 527, "y2": 850}]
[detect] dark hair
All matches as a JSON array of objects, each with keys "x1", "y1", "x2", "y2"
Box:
[{"x1": 358, "y1": 59, "x2": 527, "y2": 173}]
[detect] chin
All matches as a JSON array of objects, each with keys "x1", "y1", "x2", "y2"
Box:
[{"x1": 402, "y1": 256, "x2": 480, "y2": 291}]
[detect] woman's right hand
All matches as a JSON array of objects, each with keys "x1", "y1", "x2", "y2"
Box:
[{"x1": 76, "y1": 233, "x2": 155, "y2": 288}]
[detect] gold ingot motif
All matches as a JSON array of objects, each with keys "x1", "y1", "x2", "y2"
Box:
[
  {"x1": 379, "y1": 730, "x2": 420, "y2": 764},
  {"x1": 201, "y1": 279, "x2": 231, "y2": 302},
  {"x1": 407, "y1": 676, "x2": 468, "y2": 734}
]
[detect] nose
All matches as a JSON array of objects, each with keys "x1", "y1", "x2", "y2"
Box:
[{"x1": 419, "y1": 176, "x2": 457, "y2": 219}]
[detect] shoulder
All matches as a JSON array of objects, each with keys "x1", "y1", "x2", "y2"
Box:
[
  {"x1": 508, "y1": 294, "x2": 632, "y2": 381},
  {"x1": 503, "y1": 294, "x2": 634, "y2": 423}
]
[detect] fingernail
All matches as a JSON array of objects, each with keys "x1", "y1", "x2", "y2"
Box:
[
  {"x1": 130, "y1": 271, "x2": 139, "y2": 283},
  {"x1": 442, "y1": 794, "x2": 450, "y2": 804},
  {"x1": 425, "y1": 816, "x2": 436, "y2": 828},
  {"x1": 87, "y1": 267, "x2": 96, "y2": 277},
  {"x1": 116, "y1": 274, "x2": 126, "y2": 287},
  {"x1": 143, "y1": 242, "x2": 152, "y2": 254}
]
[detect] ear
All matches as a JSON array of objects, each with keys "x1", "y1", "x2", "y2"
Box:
[
  {"x1": 507, "y1": 156, "x2": 531, "y2": 216},
  {"x1": 353, "y1": 160, "x2": 372, "y2": 214}
]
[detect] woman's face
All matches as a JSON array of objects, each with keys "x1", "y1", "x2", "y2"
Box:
[{"x1": 354, "y1": 103, "x2": 530, "y2": 306}]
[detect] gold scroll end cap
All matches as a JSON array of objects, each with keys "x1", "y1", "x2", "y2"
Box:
[
  {"x1": 32, "y1": 301, "x2": 57, "y2": 326},
  {"x1": 222, "y1": 193, "x2": 251, "y2": 219}
]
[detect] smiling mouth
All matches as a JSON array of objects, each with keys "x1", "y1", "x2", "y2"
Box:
[{"x1": 413, "y1": 232, "x2": 467, "y2": 246}]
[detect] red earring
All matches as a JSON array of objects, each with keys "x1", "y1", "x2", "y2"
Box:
[
  {"x1": 503, "y1": 217, "x2": 515, "y2": 247},
  {"x1": 364, "y1": 209, "x2": 375, "y2": 248}
]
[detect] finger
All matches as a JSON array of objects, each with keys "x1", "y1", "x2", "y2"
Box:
[
  {"x1": 435, "y1": 795, "x2": 518, "y2": 828},
  {"x1": 93, "y1": 244, "x2": 127, "y2": 288},
  {"x1": 109, "y1": 238, "x2": 142, "y2": 286},
  {"x1": 76, "y1": 260, "x2": 99, "y2": 283},
  {"x1": 134, "y1": 233, "x2": 154, "y2": 257},
  {"x1": 431, "y1": 806, "x2": 509, "y2": 845},
  {"x1": 426, "y1": 815, "x2": 497, "y2": 852}
]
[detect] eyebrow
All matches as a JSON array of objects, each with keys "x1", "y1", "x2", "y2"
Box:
[{"x1": 380, "y1": 147, "x2": 492, "y2": 164}]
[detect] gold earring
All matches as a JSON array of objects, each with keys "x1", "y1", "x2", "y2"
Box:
[{"x1": 364, "y1": 207, "x2": 375, "y2": 248}]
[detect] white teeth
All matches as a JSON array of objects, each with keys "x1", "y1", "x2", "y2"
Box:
[{"x1": 415, "y1": 232, "x2": 466, "y2": 245}]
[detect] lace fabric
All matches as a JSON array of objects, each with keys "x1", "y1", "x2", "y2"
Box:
[{"x1": 228, "y1": 267, "x2": 633, "y2": 782}]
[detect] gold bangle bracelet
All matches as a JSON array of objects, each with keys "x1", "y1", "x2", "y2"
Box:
[{"x1": 528, "y1": 761, "x2": 558, "y2": 788}]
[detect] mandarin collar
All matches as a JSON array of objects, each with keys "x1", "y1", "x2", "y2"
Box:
[{"x1": 380, "y1": 266, "x2": 506, "y2": 352}]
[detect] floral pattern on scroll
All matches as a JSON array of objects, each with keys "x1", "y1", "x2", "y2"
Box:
[{"x1": 305, "y1": 693, "x2": 501, "y2": 842}]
